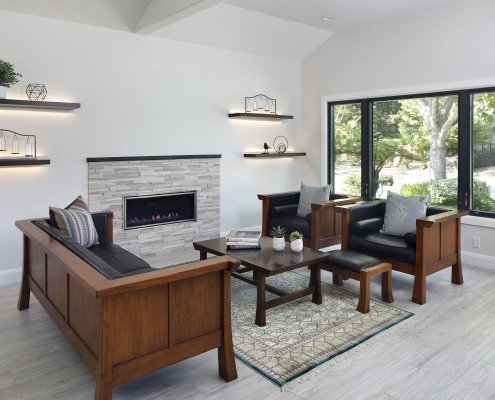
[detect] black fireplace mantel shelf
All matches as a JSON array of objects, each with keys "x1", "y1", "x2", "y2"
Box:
[
  {"x1": 87, "y1": 154, "x2": 222, "y2": 163},
  {"x1": 0, "y1": 158, "x2": 50, "y2": 167},
  {"x1": 0, "y1": 98, "x2": 80, "y2": 111}
]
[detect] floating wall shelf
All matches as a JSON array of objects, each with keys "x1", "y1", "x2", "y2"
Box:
[
  {"x1": 228, "y1": 113, "x2": 293, "y2": 120},
  {"x1": 244, "y1": 152, "x2": 306, "y2": 158},
  {"x1": 0, "y1": 158, "x2": 50, "y2": 166},
  {"x1": 0, "y1": 99, "x2": 80, "y2": 111}
]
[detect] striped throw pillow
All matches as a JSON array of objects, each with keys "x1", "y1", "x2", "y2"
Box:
[{"x1": 50, "y1": 196, "x2": 99, "y2": 247}]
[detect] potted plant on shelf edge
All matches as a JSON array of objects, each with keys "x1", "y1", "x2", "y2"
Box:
[
  {"x1": 271, "y1": 225, "x2": 286, "y2": 251},
  {"x1": 289, "y1": 231, "x2": 303, "y2": 252},
  {"x1": 0, "y1": 59, "x2": 22, "y2": 99}
]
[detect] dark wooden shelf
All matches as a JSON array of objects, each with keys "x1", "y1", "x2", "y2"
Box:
[
  {"x1": 87, "y1": 154, "x2": 221, "y2": 163},
  {"x1": 228, "y1": 112, "x2": 293, "y2": 120},
  {"x1": 0, "y1": 158, "x2": 50, "y2": 166},
  {"x1": 0, "y1": 98, "x2": 80, "y2": 110},
  {"x1": 244, "y1": 152, "x2": 306, "y2": 158}
]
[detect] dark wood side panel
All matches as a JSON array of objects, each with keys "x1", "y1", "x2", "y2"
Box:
[
  {"x1": 169, "y1": 272, "x2": 222, "y2": 345},
  {"x1": 440, "y1": 219, "x2": 457, "y2": 258},
  {"x1": 46, "y1": 255, "x2": 68, "y2": 319},
  {"x1": 105, "y1": 285, "x2": 169, "y2": 364},
  {"x1": 422, "y1": 224, "x2": 441, "y2": 262},
  {"x1": 69, "y1": 277, "x2": 102, "y2": 357},
  {"x1": 28, "y1": 240, "x2": 46, "y2": 293}
]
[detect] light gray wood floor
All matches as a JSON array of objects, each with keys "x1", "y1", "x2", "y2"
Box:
[{"x1": 1, "y1": 264, "x2": 495, "y2": 400}]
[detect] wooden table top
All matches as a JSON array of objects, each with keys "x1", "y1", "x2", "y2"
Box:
[{"x1": 193, "y1": 236, "x2": 330, "y2": 276}]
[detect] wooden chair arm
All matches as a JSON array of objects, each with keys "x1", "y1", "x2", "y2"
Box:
[
  {"x1": 311, "y1": 197, "x2": 361, "y2": 212},
  {"x1": 417, "y1": 209, "x2": 468, "y2": 228}
]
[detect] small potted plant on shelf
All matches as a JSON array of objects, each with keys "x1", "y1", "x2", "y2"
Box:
[
  {"x1": 289, "y1": 231, "x2": 303, "y2": 252},
  {"x1": 271, "y1": 225, "x2": 286, "y2": 251},
  {"x1": 0, "y1": 59, "x2": 22, "y2": 99}
]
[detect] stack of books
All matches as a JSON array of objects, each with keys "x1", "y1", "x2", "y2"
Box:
[{"x1": 226, "y1": 230, "x2": 262, "y2": 250}]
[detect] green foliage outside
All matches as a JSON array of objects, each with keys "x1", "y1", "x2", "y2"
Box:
[
  {"x1": 0, "y1": 59, "x2": 22, "y2": 88},
  {"x1": 400, "y1": 179, "x2": 495, "y2": 212}
]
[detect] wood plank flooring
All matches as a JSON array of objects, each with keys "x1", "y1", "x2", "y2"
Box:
[{"x1": 1, "y1": 264, "x2": 494, "y2": 400}]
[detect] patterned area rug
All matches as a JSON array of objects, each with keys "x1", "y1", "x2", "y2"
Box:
[{"x1": 232, "y1": 272, "x2": 413, "y2": 389}]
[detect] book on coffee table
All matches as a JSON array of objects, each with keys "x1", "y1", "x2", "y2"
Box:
[{"x1": 226, "y1": 230, "x2": 261, "y2": 243}]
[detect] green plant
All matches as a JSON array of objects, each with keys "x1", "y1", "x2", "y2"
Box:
[
  {"x1": 0, "y1": 59, "x2": 22, "y2": 88},
  {"x1": 271, "y1": 225, "x2": 286, "y2": 238},
  {"x1": 289, "y1": 231, "x2": 303, "y2": 241},
  {"x1": 399, "y1": 178, "x2": 495, "y2": 212}
]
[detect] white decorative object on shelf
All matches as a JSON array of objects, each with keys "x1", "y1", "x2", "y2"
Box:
[
  {"x1": 0, "y1": 86, "x2": 6, "y2": 99},
  {"x1": 272, "y1": 237, "x2": 285, "y2": 251}
]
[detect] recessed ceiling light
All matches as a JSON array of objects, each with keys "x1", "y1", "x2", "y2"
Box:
[{"x1": 320, "y1": 16, "x2": 333, "y2": 21}]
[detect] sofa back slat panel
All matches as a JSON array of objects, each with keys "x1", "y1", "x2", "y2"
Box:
[
  {"x1": 422, "y1": 224, "x2": 441, "y2": 262},
  {"x1": 68, "y1": 276, "x2": 102, "y2": 358},
  {"x1": 105, "y1": 285, "x2": 169, "y2": 364},
  {"x1": 170, "y1": 271, "x2": 223, "y2": 345},
  {"x1": 46, "y1": 256, "x2": 68, "y2": 320}
]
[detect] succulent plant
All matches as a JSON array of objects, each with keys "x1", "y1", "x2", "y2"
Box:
[
  {"x1": 271, "y1": 225, "x2": 286, "y2": 238},
  {"x1": 289, "y1": 231, "x2": 303, "y2": 241}
]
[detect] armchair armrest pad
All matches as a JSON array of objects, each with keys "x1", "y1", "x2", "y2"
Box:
[{"x1": 350, "y1": 217, "x2": 384, "y2": 235}]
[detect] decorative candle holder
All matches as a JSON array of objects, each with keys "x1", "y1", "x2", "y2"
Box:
[{"x1": 0, "y1": 129, "x2": 37, "y2": 158}]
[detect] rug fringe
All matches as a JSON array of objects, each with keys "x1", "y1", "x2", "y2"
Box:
[{"x1": 280, "y1": 314, "x2": 414, "y2": 392}]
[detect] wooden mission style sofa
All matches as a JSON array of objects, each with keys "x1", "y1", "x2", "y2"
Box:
[{"x1": 16, "y1": 211, "x2": 240, "y2": 400}]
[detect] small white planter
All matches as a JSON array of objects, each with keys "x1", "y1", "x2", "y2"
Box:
[
  {"x1": 272, "y1": 237, "x2": 285, "y2": 251},
  {"x1": 0, "y1": 86, "x2": 6, "y2": 99},
  {"x1": 290, "y1": 238, "x2": 303, "y2": 252}
]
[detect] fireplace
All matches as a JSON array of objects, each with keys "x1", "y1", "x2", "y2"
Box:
[{"x1": 123, "y1": 191, "x2": 197, "y2": 230}]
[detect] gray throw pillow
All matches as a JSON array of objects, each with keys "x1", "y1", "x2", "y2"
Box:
[
  {"x1": 296, "y1": 183, "x2": 331, "y2": 217},
  {"x1": 381, "y1": 191, "x2": 429, "y2": 236}
]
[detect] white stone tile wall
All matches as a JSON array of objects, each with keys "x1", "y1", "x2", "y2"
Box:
[{"x1": 88, "y1": 158, "x2": 220, "y2": 267}]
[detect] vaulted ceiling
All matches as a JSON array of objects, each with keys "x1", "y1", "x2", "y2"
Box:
[{"x1": 0, "y1": 0, "x2": 459, "y2": 60}]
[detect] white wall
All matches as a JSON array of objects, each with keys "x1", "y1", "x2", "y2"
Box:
[
  {"x1": 301, "y1": 0, "x2": 495, "y2": 266},
  {"x1": 0, "y1": 10, "x2": 302, "y2": 280}
]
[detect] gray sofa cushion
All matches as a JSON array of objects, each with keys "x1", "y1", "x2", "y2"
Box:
[
  {"x1": 296, "y1": 183, "x2": 330, "y2": 217},
  {"x1": 381, "y1": 191, "x2": 429, "y2": 236}
]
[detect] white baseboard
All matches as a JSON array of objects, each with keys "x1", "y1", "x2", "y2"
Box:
[
  {"x1": 462, "y1": 250, "x2": 495, "y2": 270},
  {"x1": 0, "y1": 268, "x2": 21, "y2": 286}
]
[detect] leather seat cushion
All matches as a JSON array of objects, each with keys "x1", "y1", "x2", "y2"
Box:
[
  {"x1": 324, "y1": 250, "x2": 382, "y2": 272},
  {"x1": 349, "y1": 234, "x2": 416, "y2": 264},
  {"x1": 89, "y1": 244, "x2": 152, "y2": 276}
]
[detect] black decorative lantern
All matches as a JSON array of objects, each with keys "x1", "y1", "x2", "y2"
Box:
[{"x1": 26, "y1": 83, "x2": 47, "y2": 101}]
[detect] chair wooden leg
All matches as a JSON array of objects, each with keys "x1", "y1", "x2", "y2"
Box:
[
  {"x1": 381, "y1": 268, "x2": 394, "y2": 303},
  {"x1": 332, "y1": 273, "x2": 344, "y2": 286},
  {"x1": 357, "y1": 270, "x2": 370, "y2": 313},
  {"x1": 18, "y1": 235, "x2": 30, "y2": 311},
  {"x1": 412, "y1": 271, "x2": 426, "y2": 305},
  {"x1": 94, "y1": 374, "x2": 112, "y2": 400},
  {"x1": 452, "y1": 263, "x2": 463, "y2": 285}
]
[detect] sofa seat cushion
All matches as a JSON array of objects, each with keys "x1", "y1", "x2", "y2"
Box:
[
  {"x1": 271, "y1": 204, "x2": 298, "y2": 218},
  {"x1": 349, "y1": 234, "x2": 416, "y2": 264},
  {"x1": 89, "y1": 244, "x2": 152, "y2": 277},
  {"x1": 269, "y1": 215, "x2": 311, "y2": 239}
]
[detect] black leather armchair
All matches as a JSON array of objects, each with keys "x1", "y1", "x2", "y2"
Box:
[
  {"x1": 258, "y1": 191, "x2": 360, "y2": 250},
  {"x1": 336, "y1": 200, "x2": 468, "y2": 304}
]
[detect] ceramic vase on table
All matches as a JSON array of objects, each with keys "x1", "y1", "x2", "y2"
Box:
[
  {"x1": 272, "y1": 237, "x2": 285, "y2": 251},
  {"x1": 290, "y1": 238, "x2": 303, "y2": 252}
]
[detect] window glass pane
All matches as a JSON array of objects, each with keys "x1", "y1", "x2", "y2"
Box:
[
  {"x1": 333, "y1": 103, "x2": 361, "y2": 195},
  {"x1": 372, "y1": 96, "x2": 458, "y2": 208},
  {"x1": 472, "y1": 92, "x2": 495, "y2": 213}
]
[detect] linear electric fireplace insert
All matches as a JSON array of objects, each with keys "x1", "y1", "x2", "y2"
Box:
[{"x1": 123, "y1": 191, "x2": 197, "y2": 230}]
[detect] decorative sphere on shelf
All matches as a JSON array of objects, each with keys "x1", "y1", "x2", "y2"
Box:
[{"x1": 26, "y1": 83, "x2": 47, "y2": 101}]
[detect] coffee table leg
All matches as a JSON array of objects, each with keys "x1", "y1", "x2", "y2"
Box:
[
  {"x1": 199, "y1": 250, "x2": 207, "y2": 260},
  {"x1": 310, "y1": 264, "x2": 322, "y2": 305},
  {"x1": 254, "y1": 271, "x2": 266, "y2": 327}
]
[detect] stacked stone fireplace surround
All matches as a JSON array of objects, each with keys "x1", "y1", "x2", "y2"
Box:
[{"x1": 87, "y1": 155, "x2": 220, "y2": 267}]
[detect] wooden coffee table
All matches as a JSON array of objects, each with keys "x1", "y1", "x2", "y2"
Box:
[{"x1": 193, "y1": 236, "x2": 331, "y2": 327}]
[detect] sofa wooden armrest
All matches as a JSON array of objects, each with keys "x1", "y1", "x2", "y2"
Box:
[
  {"x1": 336, "y1": 202, "x2": 466, "y2": 305},
  {"x1": 16, "y1": 215, "x2": 240, "y2": 400}
]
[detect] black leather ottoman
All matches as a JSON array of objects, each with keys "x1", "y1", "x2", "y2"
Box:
[{"x1": 321, "y1": 250, "x2": 394, "y2": 313}]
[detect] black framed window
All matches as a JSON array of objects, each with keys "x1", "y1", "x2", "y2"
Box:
[{"x1": 327, "y1": 86, "x2": 495, "y2": 217}]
